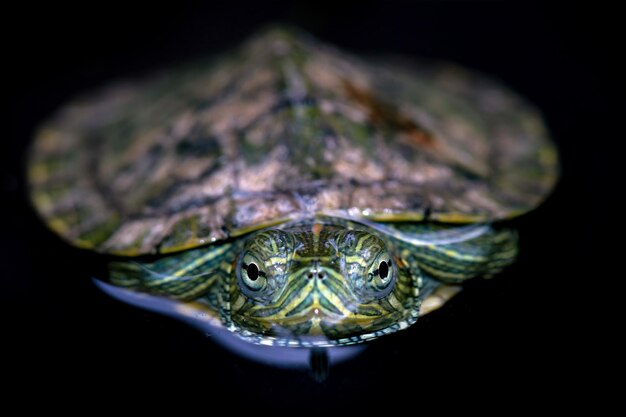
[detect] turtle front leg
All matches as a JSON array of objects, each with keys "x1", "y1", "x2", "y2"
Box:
[
  {"x1": 390, "y1": 223, "x2": 519, "y2": 284},
  {"x1": 108, "y1": 242, "x2": 239, "y2": 303},
  {"x1": 389, "y1": 223, "x2": 517, "y2": 314},
  {"x1": 420, "y1": 284, "x2": 462, "y2": 315}
]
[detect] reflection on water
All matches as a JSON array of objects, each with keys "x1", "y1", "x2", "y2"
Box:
[{"x1": 95, "y1": 279, "x2": 365, "y2": 379}]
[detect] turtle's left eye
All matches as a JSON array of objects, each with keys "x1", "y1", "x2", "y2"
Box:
[
  {"x1": 378, "y1": 260, "x2": 390, "y2": 280},
  {"x1": 368, "y1": 255, "x2": 395, "y2": 293}
]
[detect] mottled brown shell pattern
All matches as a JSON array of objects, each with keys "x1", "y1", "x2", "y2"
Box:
[{"x1": 28, "y1": 27, "x2": 558, "y2": 256}]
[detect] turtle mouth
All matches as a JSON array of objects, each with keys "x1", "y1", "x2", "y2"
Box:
[
  {"x1": 272, "y1": 272, "x2": 354, "y2": 323},
  {"x1": 247, "y1": 269, "x2": 392, "y2": 336}
]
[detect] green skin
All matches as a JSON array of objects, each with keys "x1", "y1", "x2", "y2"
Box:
[{"x1": 110, "y1": 217, "x2": 517, "y2": 347}]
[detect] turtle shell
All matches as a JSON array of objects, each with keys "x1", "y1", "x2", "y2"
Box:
[{"x1": 28, "y1": 27, "x2": 558, "y2": 256}]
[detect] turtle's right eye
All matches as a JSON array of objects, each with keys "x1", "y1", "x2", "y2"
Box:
[
  {"x1": 241, "y1": 261, "x2": 266, "y2": 291},
  {"x1": 246, "y1": 262, "x2": 259, "y2": 280},
  {"x1": 236, "y1": 229, "x2": 292, "y2": 302}
]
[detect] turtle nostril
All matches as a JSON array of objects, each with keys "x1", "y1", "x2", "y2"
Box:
[{"x1": 307, "y1": 271, "x2": 325, "y2": 279}]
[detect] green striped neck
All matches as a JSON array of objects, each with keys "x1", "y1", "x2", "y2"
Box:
[{"x1": 109, "y1": 216, "x2": 517, "y2": 347}]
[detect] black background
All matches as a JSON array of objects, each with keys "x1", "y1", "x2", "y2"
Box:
[{"x1": 2, "y1": 1, "x2": 623, "y2": 413}]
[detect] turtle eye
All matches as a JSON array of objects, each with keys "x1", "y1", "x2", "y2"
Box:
[
  {"x1": 236, "y1": 229, "x2": 292, "y2": 302},
  {"x1": 368, "y1": 256, "x2": 394, "y2": 292},
  {"x1": 378, "y1": 260, "x2": 389, "y2": 279},
  {"x1": 246, "y1": 262, "x2": 259, "y2": 281},
  {"x1": 241, "y1": 261, "x2": 266, "y2": 291}
]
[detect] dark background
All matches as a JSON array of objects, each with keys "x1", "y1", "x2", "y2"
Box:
[{"x1": 2, "y1": 1, "x2": 622, "y2": 412}]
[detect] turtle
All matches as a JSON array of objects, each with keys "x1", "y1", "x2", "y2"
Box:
[{"x1": 28, "y1": 26, "x2": 558, "y2": 355}]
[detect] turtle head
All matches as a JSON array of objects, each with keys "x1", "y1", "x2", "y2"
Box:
[{"x1": 229, "y1": 222, "x2": 421, "y2": 346}]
